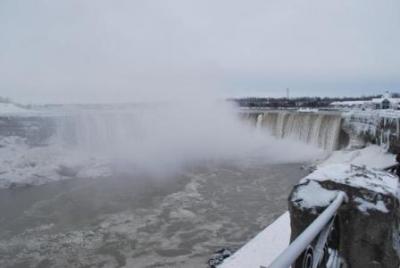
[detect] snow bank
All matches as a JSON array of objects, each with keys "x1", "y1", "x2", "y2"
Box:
[
  {"x1": 219, "y1": 212, "x2": 290, "y2": 268},
  {"x1": 0, "y1": 102, "x2": 32, "y2": 115},
  {"x1": 318, "y1": 145, "x2": 396, "y2": 169}
]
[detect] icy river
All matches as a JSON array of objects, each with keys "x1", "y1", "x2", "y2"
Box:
[{"x1": 0, "y1": 161, "x2": 308, "y2": 267}]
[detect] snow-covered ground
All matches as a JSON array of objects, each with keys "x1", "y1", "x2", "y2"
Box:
[
  {"x1": 219, "y1": 144, "x2": 397, "y2": 267},
  {"x1": 0, "y1": 102, "x2": 33, "y2": 115},
  {"x1": 317, "y1": 145, "x2": 396, "y2": 169}
]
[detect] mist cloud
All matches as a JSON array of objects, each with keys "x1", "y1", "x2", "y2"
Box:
[{"x1": 53, "y1": 102, "x2": 324, "y2": 177}]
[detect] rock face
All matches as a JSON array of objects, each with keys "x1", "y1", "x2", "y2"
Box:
[{"x1": 289, "y1": 164, "x2": 400, "y2": 268}]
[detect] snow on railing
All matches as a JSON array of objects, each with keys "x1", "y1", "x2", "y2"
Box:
[{"x1": 266, "y1": 192, "x2": 346, "y2": 268}]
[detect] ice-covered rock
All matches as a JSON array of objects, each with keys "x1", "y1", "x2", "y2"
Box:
[
  {"x1": 343, "y1": 110, "x2": 400, "y2": 152},
  {"x1": 289, "y1": 164, "x2": 400, "y2": 267}
]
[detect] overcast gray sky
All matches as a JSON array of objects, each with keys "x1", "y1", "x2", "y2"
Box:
[{"x1": 1, "y1": 0, "x2": 400, "y2": 103}]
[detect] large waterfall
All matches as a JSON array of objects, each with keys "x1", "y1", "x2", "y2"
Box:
[
  {"x1": 53, "y1": 110, "x2": 144, "y2": 154},
  {"x1": 253, "y1": 111, "x2": 343, "y2": 151}
]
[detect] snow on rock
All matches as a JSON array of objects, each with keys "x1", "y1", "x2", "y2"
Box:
[
  {"x1": 289, "y1": 162, "x2": 398, "y2": 217},
  {"x1": 219, "y1": 212, "x2": 290, "y2": 268},
  {"x1": 292, "y1": 164, "x2": 396, "y2": 215},
  {"x1": 291, "y1": 180, "x2": 339, "y2": 211},
  {"x1": 290, "y1": 161, "x2": 399, "y2": 218},
  {"x1": 354, "y1": 197, "x2": 389, "y2": 214},
  {"x1": 289, "y1": 164, "x2": 400, "y2": 267},
  {"x1": 302, "y1": 164, "x2": 398, "y2": 197}
]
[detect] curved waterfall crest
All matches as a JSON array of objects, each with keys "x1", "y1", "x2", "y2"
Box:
[{"x1": 255, "y1": 111, "x2": 342, "y2": 151}]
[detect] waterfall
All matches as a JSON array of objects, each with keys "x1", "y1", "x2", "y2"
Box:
[
  {"x1": 256, "y1": 114, "x2": 263, "y2": 129},
  {"x1": 52, "y1": 110, "x2": 150, "y2": 156},
  {"x1": 53, "y1": 108, "x2": 343, "y2": 156},
  {"x1": 257, "y1": 111, "x2": 342, "y2": 151}
]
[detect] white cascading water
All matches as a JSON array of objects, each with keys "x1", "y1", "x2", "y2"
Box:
[
  {"x1": 51, "y1": 104, "x2": 302, "y2": 174},
  {"x1": 54, "y1": 108, "x2": 342, "y2": 155},
  {"x1": 54, "y1": 110, "x2": 143, "y2": 154},
  {"x1": 257, "y1": 111, "x2": 342, "y2": 151}
]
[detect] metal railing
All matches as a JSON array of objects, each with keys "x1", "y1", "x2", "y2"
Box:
[{"x1": 266, "y1": 192, "x2": 347, "y2": 268}]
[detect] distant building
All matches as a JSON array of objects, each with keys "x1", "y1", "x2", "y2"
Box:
[
  {"x1": 330, "y1": 91, "x2": 400, "y2": 110},
  {"x1": 371, "y1": 92, "x2": 400, "y2": 110}
]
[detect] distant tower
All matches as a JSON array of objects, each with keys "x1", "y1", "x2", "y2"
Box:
[{"x1": 286, "y1": 88, "x2": 290, "y2": 99}]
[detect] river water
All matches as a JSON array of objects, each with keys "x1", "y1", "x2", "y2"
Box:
[{"x1": 0, "y1": 160, "x2": 308, "y2": 268}]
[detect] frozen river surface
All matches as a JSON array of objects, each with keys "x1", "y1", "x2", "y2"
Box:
[{"x1": 0, "y1": 161, "x2": 308, "y2": 268}]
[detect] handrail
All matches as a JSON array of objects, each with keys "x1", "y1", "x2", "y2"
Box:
[{"x1": 267, "y1": 192, "x2": 346, "y2": 268}]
